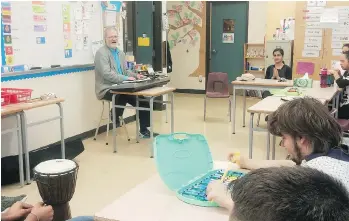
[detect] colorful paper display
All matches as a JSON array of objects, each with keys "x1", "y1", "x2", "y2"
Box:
[{"x1": 296, "y1": 61, "x2": 315, "y2": 75}]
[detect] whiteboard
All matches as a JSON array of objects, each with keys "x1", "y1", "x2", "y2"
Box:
[{"x1": 4, "y1": 1, "x2": 103, "y2": 67}]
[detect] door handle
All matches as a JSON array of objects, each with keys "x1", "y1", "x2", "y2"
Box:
[{"x1": 212, "y1": 49, "x2": 217, "y2": 54}]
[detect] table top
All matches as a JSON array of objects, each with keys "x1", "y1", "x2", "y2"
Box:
[
  {"x1": 110, "y1": 86, "x2": 176, "y2": 97},
  {"x1": 247, "y1": 96, "x2": 327, "y2": 114},
  {"x1": 1, "y1": 98, "x2": 64, "y2": 117},
  {"x1": 94, "y1": 161, "x2": 240, "y2": 221},
  {"x1": 232, "y1": 78, "x2": 293, "y2": 87}
]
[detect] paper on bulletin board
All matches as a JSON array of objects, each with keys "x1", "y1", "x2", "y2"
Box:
[
  {"x1": 302, "y1": 50, "x2": 319, "y2": 58},
  {"x1": 332, "y1": 35, "x2": 349, "y2": 42},
  {"x1": 304, "y1": 43, "x2": 321, "y2": 51},
  {"x1": 306, "y1": 7, "x2": 324, "y2": 14},
  {"x1": 332, "y1": 41, "x2": 346, "y2": 49},
  {"x1": 320, "y1": 8, "x2": 339, "y2": 23},
  {"x1": 91, "y1": 40, "x2": 104, "y2": 57},
  {"x1": 64, "y1": 40, "x2": 72, "y2": 49},
  {"x1": 331, "y1": 60, "x2": 340, "y2": 69},
  {"x1": 104, "y1": 11, "x2": 117, "y2": 26},
  {"x1": 304, "y1": 14, "x2": 321, "y2": 22},
  {"x1": 296, "y1": 61, "x2": 315, "y2": 75},
  {"x1": 32, "y1": 5, "x2": 45, "y2": 13},
  {"x1": 332, "y1": 28, "x2": 349, "y2": 35},
  {"x1": 138, "y1": 37, "x2": 150, "y2": 47},
  {"x1": 304, "y1": 36, "x2": 322, "y2": 45},
  {"x1": 304, "y1": 28, "x2": 322, "y2": 36},
  {"x1": 74, "y1": 7, "x2": 83, "y2": 20},
  {"x1": 307, "y1": 1, "x2": 317, "y2": 7},
  {"x1": 332, "y1": 49, "x2": 342, "y2": 56},
  {"x1": 305, "y1": 22, "x2": 321, "y2": 29},
  {"x1": 317, "y1": 1, "x2": 326, "y2": 7}
]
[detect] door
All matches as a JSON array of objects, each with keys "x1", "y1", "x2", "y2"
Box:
[{"x1": 210, "y1": 2, "x2": 248, "y2": 82}]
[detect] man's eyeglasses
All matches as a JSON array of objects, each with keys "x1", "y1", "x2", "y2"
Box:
[{"x1": 107, "y1": 36, "x2": 118, "y2": 39}]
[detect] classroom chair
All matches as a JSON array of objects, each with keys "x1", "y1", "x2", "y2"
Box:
[
  {"x1": 337, "y1": 119, "x2": 349, "y2": 135},
  {"x1": 93, "y1": 100, "x2": 130, "y2": 145},
  {"x1": 204, "y1": 72, "x2": 231, "y2": 121}
]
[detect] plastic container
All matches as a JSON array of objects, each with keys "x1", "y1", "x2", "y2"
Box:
[
  {"x1": 1, "y1": 92, "x2": 11, "y2": 106},
  {"x1": 154, "y1": 133, "x2": 245, "y2": 207},
  {"x1": 1, "y1": 88, "x2": 33, "y2": 105},
  {"x1": 320, "y1": 68, "x2": 328, "y2": 88}
]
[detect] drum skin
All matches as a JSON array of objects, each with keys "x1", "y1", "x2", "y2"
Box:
[{"x1": 34, "y1": 160, "x2": 79, "y2": 221}]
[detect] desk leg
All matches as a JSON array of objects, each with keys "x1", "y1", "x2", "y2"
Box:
[
  {"x1": 150, "y1": 97, "x2": 154, "y2": 158},
  {"x1": 232, "y1": 87, "x2": 236, "y2": 134},
  {"x1": 20, "y1": 111, "x2": 31, "y2": 184},
  {"x1": 170, "y1": 92, "x2": 174, "y2": 133},
  {"x1": 335, "y1": 93, "x2": 340, "y2": 119},
  {"x1": 272, "y1": 135, "x2": 276, "y2": 160},
  {"x1": 266, "y1": 132, "x2": 270, "y2": 160},
  {"x1": 136, "y1": 96, "x2": 140, "y2": 143},
  {"x1": 243, "y1": 89, "x2": 246, "y2": 127},
  {"x1": 249, "y1": 113, "x2": 254, "y2": 159},
  {"x1": 16, "y1": 114, "x2": 24, "y2": 187},
  {"x1": 112, "y1": 95, "x2": 117, "y2": 153},
  {"x1": 57, "y1": 103, "x2": 65, "y2": 159}
]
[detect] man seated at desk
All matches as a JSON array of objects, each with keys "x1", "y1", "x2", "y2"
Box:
[{"x1": 94, "y1": 27, "x2": 157, "y2": 138}]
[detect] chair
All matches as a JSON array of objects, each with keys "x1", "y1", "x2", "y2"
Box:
[
  {"x1": 338, "y1": 119, "x2": 349, "y2": 134},
  {"x1": 204, "y1": 72, "x2": 231, "y2": 121},
  {"x1": 93, "y1": 100, "x2": 130, "y2": 145}
]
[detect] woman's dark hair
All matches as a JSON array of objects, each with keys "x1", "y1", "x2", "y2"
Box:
[
  {"x1": 343, "y1": 51, "x2": 349, "y2": 60},
  {"x1": 342, "y1": 43, "x2": 349, "y2": 49},
  {"x1": 273, "y1": 48, "x2": 284, "y2": 56}
]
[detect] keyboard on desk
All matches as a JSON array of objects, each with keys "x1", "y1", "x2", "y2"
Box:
[{"x1": 110, "y1": 76, "x2": 170, "y2": 92}]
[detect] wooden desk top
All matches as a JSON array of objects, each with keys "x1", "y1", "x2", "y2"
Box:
[
  {"x1": 232, "y1": 78, "x2": 293, "y2": 87},
  {"x1": 1, "y1": 98, "x2": 64, "y2": 117},
  {"x1": 111, "y1": 86, "x2": 176, "y2": 97},
  {"x1": 94, "y1": 161, "x2": 243, "y2": 221},
  {"x1": 247, "y1": 96, "x2": 326, "y2": 114}
]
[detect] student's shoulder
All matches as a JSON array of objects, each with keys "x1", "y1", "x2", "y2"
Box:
[{"x1": 303, "y1": 156, "x2": 349, "y2": 173}]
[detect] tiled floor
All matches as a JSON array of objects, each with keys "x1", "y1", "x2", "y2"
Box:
[{"x1": 1, "y1": 93, "x2": 287, "y2": 217}]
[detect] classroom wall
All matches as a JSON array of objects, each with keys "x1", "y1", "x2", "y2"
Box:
[
  {"x1": 265, "y1": 1, "x2": 297, "y2": 40},
  {"x1": 166, "y1": 1, "x2": 207, "y2": 91},
  {"x1": 1, "y1": 71, "x2": 134, "y2": 157}
]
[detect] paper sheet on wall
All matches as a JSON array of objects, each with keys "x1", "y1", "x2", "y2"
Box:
[
  {"x1": 91, "y1": 40, "x2": 104, "y2": 57},
  {"x1": 83, "y1": 21, "x2": 89, "y2": 34},
  {"x1": 302, "y1": 50, "x2": 320, "y2": 58},
  {"x1": 317, "y1": 1, "x2": 326, "y2": 7},
  {"x1": 74, "y1": 7, "x2": 83, "y2": 20},
  {"x1": 83, "y1": 35, "x2": 89, "y2": 50},
  {"x1": 75, "y1": 21, "x2": 83, "y2": 35},
  {"x1": 304, "y1": 28, "x2": 322, "y2": 36},
  {"x1": 104, "y1": 11, "x2": 117, "y2": 26},
  {"x1": 332, "y1": 28, "x2": 349, "y2": 35},
  {"x1": 296, "y1": 61, "x2": 315, "y2": 75},
  {"x1": 306, "y1": 7, "x2": 324, "y2": 14},
  {"x1": 331, "y1": 60, "x2": 340, "y2": 69},
  {"x1": 332, "y1": 49, "x2": 342, "y2": 56},
  {"x1": 307, "y1": 1, "x2": 317, "y2": 7},
  {"x1": 304, "y1": 43, "x2": 321, "y2": 51},
  {"x1": 304, "y1": 36, "x2": 322, "y2": 45},
  {"x1": 304, "y1": 14, "x2": 321, "y2": 22},
  {"x1": 76, "y1": 39, "x2": 83, "y2": 51},
  {"x1": 305, "y1": 22, "x2": 321, "y2": 28},
  {"x1": 332, "y1": 35, "x2": 349, "y2": 42},
  {"x1": 320, "y1": 8, "x2": 339, "y2": 23}
]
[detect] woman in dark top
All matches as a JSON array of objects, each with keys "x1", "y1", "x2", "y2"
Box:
[{"x1": 263, "y1": 48, "x2": 292, "y2": 98}]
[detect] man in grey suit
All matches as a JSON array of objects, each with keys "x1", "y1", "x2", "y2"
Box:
[{"x1": 94, "y1": 27, "x2": 155, "y2": 138}]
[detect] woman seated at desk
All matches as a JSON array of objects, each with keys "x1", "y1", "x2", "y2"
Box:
[
  {"x1": 330, "y1": 51, "x2": 349, "y2": 120},
  {"x1": 262, "y1": 48, "x2": 292, "y2": 98}
]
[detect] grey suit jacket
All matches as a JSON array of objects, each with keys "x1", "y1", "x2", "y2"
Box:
[{"x1": 94, "y1": 45, "x2": 137, "y2": 100}]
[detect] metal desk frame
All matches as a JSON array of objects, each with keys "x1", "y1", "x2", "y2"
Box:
[{"x1": 111, "y1": 92, "x2": 174, "y2": 157}]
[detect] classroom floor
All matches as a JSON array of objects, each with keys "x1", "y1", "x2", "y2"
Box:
[{"x1": 1, "y1": 93, "x2": 288, "y2": 217}]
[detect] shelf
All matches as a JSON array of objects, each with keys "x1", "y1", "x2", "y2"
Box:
[{"x1": 245, "y1": 70, "x2": 264, "y2": 73}]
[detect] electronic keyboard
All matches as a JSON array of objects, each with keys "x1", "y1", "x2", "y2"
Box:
[{"x1": 110, "y1": 76, "x2": 170, "y2": 92}]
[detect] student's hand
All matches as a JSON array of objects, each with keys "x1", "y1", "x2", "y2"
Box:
[
  {"x1": 329, "y1": 69, "x2": 340, "y2": 79},
  {"x1": 227, "y1": 152, "x2": 246, "y2": 169},
  {"x1": 273, "y1": 68, "x2": 280, "y2": 80},
  {"x1": 206, "y1": 180, "x2": 234, "y2": 210},
  {"x1": 127, "y1": 77, "x2": 136, "y2": 81},
  {"x1": 2, "y1": 202, "x2": 32, "y2": 221},
  {"x1": 27, "y1": 203, "x2": 53, "y2": 221},
  {"x1": 137, "y1": 74, "x2": 145, "y2": 79}
]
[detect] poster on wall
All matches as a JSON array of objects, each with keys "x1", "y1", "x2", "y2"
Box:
[
  {"x1": 101, "y1": 1, "x2": 122, "y2": 12},
  {"x1": 222, "y1": 19, "x2": 234, "y2": 43}
]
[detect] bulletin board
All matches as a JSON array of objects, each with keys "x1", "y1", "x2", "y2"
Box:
[
  {"x1": 1, "y1": 1, "x2": 104, "y2": 68},
  {"x1": 293, "y1": 1, "x2": 349, "y2": 80}
]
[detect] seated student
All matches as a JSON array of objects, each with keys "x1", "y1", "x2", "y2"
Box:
[
  {"x1": 1, "y1": 202, "x2": 93, "y2": 221},
  {"x1": 207, "y1": 167, "x2": 349, "y2": 221},
  {"x1": 329, "y1": 51, "x2": 349, "y2": 119},
  {"x1": 334, "y1": 43, "x2": 349, "y2": 76},
  {"x1": 209, "y1": 97, "x2": 349, "y2": 197},
  {"x1": 262, "y1": 48, "x2": 292, "y2": 98},
  {"x1": 94, "y1": 27, "x2": 157, "y2": 138}
]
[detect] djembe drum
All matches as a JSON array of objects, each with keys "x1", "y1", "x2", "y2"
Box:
[{"x1": 33, "y1": 159, "x2": 79, "y2": 221}]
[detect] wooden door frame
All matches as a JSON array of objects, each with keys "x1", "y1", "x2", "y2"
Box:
[{"x1": 205, "y1": 1, "x2": 249, "y2": 91}]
